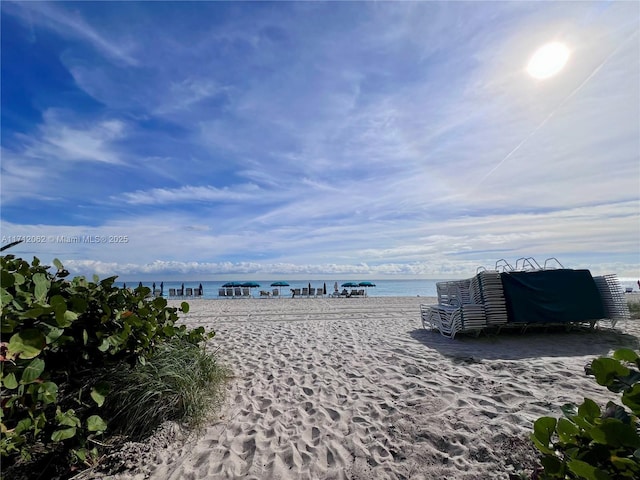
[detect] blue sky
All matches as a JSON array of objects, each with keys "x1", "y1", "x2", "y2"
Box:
[{"x1": 1, "y1": 1, "x2": 638, "y2": 281}]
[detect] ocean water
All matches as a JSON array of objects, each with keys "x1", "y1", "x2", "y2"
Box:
[
  {"x1": 118, "y1": 274, "x2": 640, "y2": 299},
  {"x1": 116, "y1": 279, "x2": 444, "y2": 298}
]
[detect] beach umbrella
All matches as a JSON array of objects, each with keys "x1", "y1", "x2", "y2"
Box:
[
  {"x1": 341, "y1": 282, "x2": 359, "y2": 288},
  {"x1": 270, "y1": 281, "x2": 289, "y2": 296},
  {"x1": 222, "y1": 282, "x2": 241, "y2": 288},
  {"x1": 241, "y1": 282, "x2": 260, "y2": 288},
  {"x1": 358, "y1": 282, "x2": 376, "y2": 287}
]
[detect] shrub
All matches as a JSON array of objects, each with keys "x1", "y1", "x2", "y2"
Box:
[
  {"x1": 0, "y1": 254, "x2": 213, "y2": 473},
  {"x1": 531, "y1": 348, "x2": 640, "y2": 479}
]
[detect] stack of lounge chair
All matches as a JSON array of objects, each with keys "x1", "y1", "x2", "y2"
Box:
[
  {"x1": 422, "y1": 272, "x2": 505, "y2": 339},
  {"x1": 593, "y1": 274, "x2": 630, "y2": 327},
  {"x1": 422, "y1": 257, "x2": 630, "y2": 339}
]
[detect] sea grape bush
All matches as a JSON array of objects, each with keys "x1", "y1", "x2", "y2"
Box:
[
  {"x1": 0, "y1": 254, "x2": 212, "y2": 469},
  {"x1": 531, "y1": 348, "x2": 640, "y2": 479}
]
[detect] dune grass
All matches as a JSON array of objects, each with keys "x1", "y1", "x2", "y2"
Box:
[
  {"x1": 102, "y1": 338, "x2": 231, "y2": 441},
  {"x1": 628, "y1": 300, "x2": 640, "y2": 320}
]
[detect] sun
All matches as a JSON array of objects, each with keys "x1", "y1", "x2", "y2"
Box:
[{"x1": 526, "y1": 42, "x2": 570, "y2": 79}]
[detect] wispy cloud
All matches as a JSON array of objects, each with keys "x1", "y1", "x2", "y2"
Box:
[{"x1": 4, "y1": 1, "x2": 138, "y2": 65}]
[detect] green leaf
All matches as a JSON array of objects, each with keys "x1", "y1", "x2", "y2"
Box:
[
  {"x1": 578, "y1": 398, "x2": 601, "y2": 421},
  {"x1": 567, "y1": 459, "x2": 611, "y2": 480},
  {"x1": 86, "y1": 415, "x2": 107, "y2": 433},
  {"x1": 42, "y1": 324, "x2": 64, "y2": 345},
  {"x1": 37, "y1": 382, "x2": 58, "y2": 404},
  {"x1": 614, "y1": 349, "x2": 639, "y2": 363},
  {"x1": 53, "y1": 258, "x2": 63, "y2": 270},
  {"x1": 57, "y1": 409, "x2": 81, "y2": 427},
  {"x1": 3, "y1": 372, "x2": 18, "y2": 389},
  {"x1": 591, "y1": 358, "x2": 629, "y2": 387},
  {"x1": 8, "y1": 329, "x2": 46, "y2": 359},
  {"x1": 181, "y1": 301, "x2": 190, "y2": 313},
  {"x1": 51, "y1": 427, "x2": 76, "y2": 442},
  {"x1": 541, "y1": 455, "x2": 563, "y2": 474},
  {"x1": 0, "y1": 287, "x2": 14, "y2": 307},
  {"x1": 83, "y1": 329, "x2": 88, "y2": 345},
  {"x1": 21, "y1": 358, "x2": 45, "y2": 384},
  {"x1": 98, "y1": 338, "x2": 110, "y2": 352},
  {"x1": 15, "y1": 417, "x2": 33, "y2": 435},
  {"x1": 622, "y1": 383, "x2": 640, "y2": 414},
  {"x1": 90, "y1": 382, "x2": 109, "y2": 407},
  {"x1": 611, "y1": 456, "x2": 638, "y2": 470},
  {"x1": 63, "y1": 310, "x2": 78, "y2": 324},
  {"x1": 530, "y1": 434, "x2": 555, "y2": 455},
  {"x1": 557, "y1": 417, "x2": 580, "y2": 442},
  {"x1": 591, "y1": 420, "x2": 640, "y2": 448},
  {"x1": 532, "y1": 417, "x2": 556, "y2": 447},
  {"x1": 33, "y1": 272, "x2": 51, "y2": 304}
]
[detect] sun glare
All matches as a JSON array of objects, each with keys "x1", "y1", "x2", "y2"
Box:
[{"x1": 526, "y1": 42, "x2": 570, "y2": 79}]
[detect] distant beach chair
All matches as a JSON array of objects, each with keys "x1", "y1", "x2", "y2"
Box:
[
  {"x1": 185, "y1": 288, "x2": 193, "y2": 297},
  {"x1": 309, "y1": 288, "x2": 315, "y2": 296},
  {"x1": 316, "y1": 288, "x2": 323, "y2": 297},
  {"x1": 293, "y1": 288, "x2": 301, "y2": 298},
  {"x1": 169, "y1": 288, "x2": 176, "y2": 297},
  {"x1": 302, "y1": 287, "x2": 309, "y2": 297},
  {"x1": 153, "y1": 289, "x2": 162, "y2": 297},
  {"x1": 234, "y1": 287, "x2": 242, "y2": 297},
  {"x1": 193, "y1": 288, "x2": 202, "y2": 298},
  {"x1": 226, "y1": 287, "x2": 234, "y2": 297},
  {"x1": 242, "y1": 287, "x2": 251, "y2": 297},
  {"x1": 272, "y1": 288, "x2": 280, "y2": 297},
  {"x1": 218, "y1": 288, "x2": 226, "y2": 297}
]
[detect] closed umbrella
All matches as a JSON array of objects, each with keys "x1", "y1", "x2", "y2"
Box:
[
  {"x1": 199, "y1": 283, "x2": 203, "y2": 296},
  {"x1": 153, "y1": 282, "x2": 156, "y2": 292},
  {"x1": 160, "y1": 282, "x2": 164, "y2": 295},
  {"x1": 123, "y1": 282, "x2": 126, "y2": 289},
  {"x1": 323, "y1": 282, "x2": 327, "y2": 295}
]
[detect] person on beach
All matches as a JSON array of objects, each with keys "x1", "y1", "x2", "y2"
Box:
[{"x1": 291, "y1": 288, "x2": 296, "y2": 298}]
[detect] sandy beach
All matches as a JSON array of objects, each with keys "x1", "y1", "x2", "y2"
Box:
[{"x1": 105, "y1": 296, "x2": 640, "y2": 480}]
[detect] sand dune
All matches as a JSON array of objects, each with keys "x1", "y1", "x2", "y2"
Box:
[{"x1": 106, "y1": 297, "x2": 640, "y2": 480}]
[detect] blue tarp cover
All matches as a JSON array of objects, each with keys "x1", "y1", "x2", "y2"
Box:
[{"x1": 500, "y1": 269, "x2": 605, "y2": 324}]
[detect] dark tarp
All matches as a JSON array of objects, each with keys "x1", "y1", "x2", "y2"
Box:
[{"x1": 500, "y1": 269, "x2": 605, "y2": 324}]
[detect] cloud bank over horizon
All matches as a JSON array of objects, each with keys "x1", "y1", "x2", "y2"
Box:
[{"x1": 2, "y1": 2, "x2": 638, "y2": 280}]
